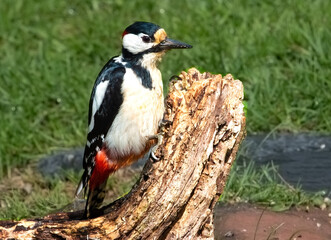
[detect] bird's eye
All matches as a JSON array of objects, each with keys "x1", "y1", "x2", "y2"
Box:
[{"x1": 141, "y1": 35, "x2": 151, "y2": 43}]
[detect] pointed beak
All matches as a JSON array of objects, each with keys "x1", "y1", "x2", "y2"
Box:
[{"x1": 158, "y1": 38, "x2": 192, "y2": 50}]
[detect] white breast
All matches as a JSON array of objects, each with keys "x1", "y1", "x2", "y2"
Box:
[{"x1": 105, "y1": 68, "x2": 164, "y2": 157}]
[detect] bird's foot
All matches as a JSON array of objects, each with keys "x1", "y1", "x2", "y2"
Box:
[
  {"x1": 148, "y1": 119, "x2": 171, "y2": 161},
  {"x1": 149, "y1": 133, "x2": 163, "y2": 162}
]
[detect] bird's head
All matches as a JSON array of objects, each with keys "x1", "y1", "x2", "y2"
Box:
[{"x1": 121, "y1": 22, "x2": 192, "y2": 64}]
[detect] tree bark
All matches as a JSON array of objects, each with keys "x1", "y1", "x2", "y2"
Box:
[{"x1": 0, "y1": 68, "x2": 246, "y2": 240}]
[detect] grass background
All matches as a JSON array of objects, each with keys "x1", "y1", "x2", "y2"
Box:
[{"x1": 0, "y1": 0, "x2": 330, "y2": 219}]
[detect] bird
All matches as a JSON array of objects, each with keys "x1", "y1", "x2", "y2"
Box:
[{"x1": 75, "y1": 21, "x2": 192, "y2": 218}]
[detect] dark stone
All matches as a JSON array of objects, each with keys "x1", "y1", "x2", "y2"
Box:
[
  {"x1": 238, "y1": 133, "x2": 331, "y2": 193},
  {"x1": 38, "y1": 148, "x2": 84, "y2": 178}
]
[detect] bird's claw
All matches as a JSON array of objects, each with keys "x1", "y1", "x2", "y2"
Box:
[
  {"x1": 149, "y1": 118, "x2": 170, "y2": 162},
  {"x1": 150, "y1": 145, "x2": 160, "y2": 162},
  {"x1": 149, "y1": 133, "x2": 164, "y2": 162}
]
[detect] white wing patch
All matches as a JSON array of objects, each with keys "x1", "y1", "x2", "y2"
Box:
[
  {"x1": 114, "y1": 55, "x2": 123, "y2": 63},
  {"x1": 88, "y1": 80, "x2": 109, "y2": 132}
]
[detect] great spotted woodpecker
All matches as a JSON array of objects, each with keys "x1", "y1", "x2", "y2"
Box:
[{"x1": 75, "y1": 22, "x2": 192, "y2": 217}]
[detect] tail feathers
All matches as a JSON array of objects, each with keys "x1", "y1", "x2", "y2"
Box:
[
  {"x1": 75, "y1": 170, "x2": 88, "y2": 198},
  {"x1": 75, "y1": 179, "x2": 84, "y2": 198},
  {"x1": 85, "y1": 180, "x2": 108, "y2": 218}
]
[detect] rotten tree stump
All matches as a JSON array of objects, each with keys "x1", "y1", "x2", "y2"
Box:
[{"x1": 0, "y1": 68, "x2": 246, "y2": 240}]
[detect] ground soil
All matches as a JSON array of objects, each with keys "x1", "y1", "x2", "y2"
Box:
[{"x1": 214, "y1": 203, "x2": 331, "y2": 240}]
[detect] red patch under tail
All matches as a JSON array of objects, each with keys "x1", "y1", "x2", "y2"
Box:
[{"x1": 89, "y1": 150, "x2": 117, "y2": 191}]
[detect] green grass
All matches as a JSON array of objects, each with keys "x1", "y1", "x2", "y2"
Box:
[
  {"x1": 1, "y1": 183, "x2": 71, "y2": 221},
  {"x1": 0, "y1": 168, "x2": 140, "y2": 220},
  {"x1": 0, "y1": 0, "x2": 331, "y2": 178},
  {"x1": 221, "y1": 161, "x2": 327, "y2": 211}
]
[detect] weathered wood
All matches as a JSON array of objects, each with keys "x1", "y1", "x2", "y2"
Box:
[{"x1": 0, "y1": 68, "x2": 245, "y2": 240}]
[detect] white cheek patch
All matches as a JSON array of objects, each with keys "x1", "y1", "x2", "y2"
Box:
[{"x1": 122, "y1": 33, "x2": 154, "y2": 54}]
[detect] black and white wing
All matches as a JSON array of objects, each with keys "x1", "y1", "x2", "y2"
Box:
[{"x1": 75, "y1": 58, "x2": 125, "y2": 197}]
